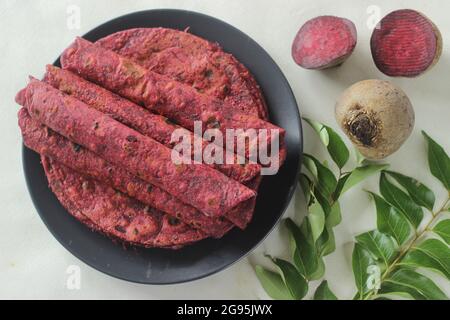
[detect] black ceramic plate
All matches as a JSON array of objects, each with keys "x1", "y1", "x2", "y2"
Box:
[{"x1": 22, "y1": 9, "x2": 302, "y2": 284}]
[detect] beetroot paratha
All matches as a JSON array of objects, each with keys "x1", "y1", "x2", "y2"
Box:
[
  {"x1": 42, "y1": 156, "x2": 207, "y2": 249},
  {"x1": 96, "y1": 28, "x2": 269, "y2": 120},
  {"x1": 18, "y1": 108, "x2": 234, "y2": 237},
  {"x1": 96, "y1": 28, "x2": 286, "y2": 165},
  {"x1": 41, "y1": 27, "x2": 271, "y2": 247}
]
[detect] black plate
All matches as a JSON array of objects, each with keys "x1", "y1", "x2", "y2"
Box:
[{"x1": 22, "y1": 9, "x2": 302, "y2": 284}]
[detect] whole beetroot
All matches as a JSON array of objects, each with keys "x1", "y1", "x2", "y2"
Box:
[
  {"x1": 371, "y1": 9, "x2": 442, "y2": 77},
  {"x1": 335, "y1": 80, "x2": 415, "y2": 160},
  {"x1": 292, "y1": 16, "x2": 357, "y2": 70}
]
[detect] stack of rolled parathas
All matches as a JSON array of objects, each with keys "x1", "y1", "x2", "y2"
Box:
[{"x1": 17, "y1": 29, "x2": 286, "y2": 249}]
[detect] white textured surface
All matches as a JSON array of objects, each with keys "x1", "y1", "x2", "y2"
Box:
[{"x1": 0, "y1": 0, "x2": 449, "y2": 299}]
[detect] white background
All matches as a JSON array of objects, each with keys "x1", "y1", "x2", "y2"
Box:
[{"x1": 1, "y1": 0, "x2": 449, "y2": 299}]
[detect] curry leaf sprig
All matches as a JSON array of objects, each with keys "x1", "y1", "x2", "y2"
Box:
[
  {"x1": 352, "y1": 132, "x2": 450, "y2": 300},
  {"x1": 255, "y1": 118, "x2": 388, "y2": 299}
]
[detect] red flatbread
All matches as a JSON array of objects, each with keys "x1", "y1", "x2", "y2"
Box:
[
  {"x1": 33, "y1": 28, "x2": 275, "y2": 246},
  {"x1": 18, "y1": 79, "x2": 256, "y2": 218},
  {"x1": 97, "y1": 30, "x2": 286, "y2": 165},
  {"x1": 42, "y1": 156, "x2": 207, "y2": 249},
  {"x1": 44, "y1": 65, "x2": 261, "y2": 184},
  {"x1": 18, "y1": 108, "x2": 234, "y2": 237},
  {"x1": 95, "y1": 28, "x2": 286, "y2": 227},
  {"x1": 96, "y1": 28, "x2": 269, "y2": 120},
  {"x1": 61, "y1": 38, "x2": 284, "y2": 161}
]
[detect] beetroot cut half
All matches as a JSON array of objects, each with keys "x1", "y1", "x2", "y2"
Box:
[
  {"x1": 291, "y1": 15, "x2": 357, "y2": 70},
  {"x1": 371, "y1": 9, "x2": 442, "y2": 77}
]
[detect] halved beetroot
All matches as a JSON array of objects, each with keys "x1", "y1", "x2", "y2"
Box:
[
  {"x1": 371, "y1": 9, "x2": 442, "y2": 77},
  {"x1": 292, "y1": 16, "x2": 357, "y2": 70}
]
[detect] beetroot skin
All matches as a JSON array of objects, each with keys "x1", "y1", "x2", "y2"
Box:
[
  {"x1": 292, "y1": 16, "x2": 357, "y2": 70},
  {"x1": 371, "y1": 9, "x2": 442, "y2": 77}
]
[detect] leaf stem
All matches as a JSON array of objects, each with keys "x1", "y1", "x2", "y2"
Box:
[
  {"x1": 363, "y1": 195, "x2": 450, "y2": 300},
  {"x1": 339, "y1": 170, "x2": 351, "y2": 178}
]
